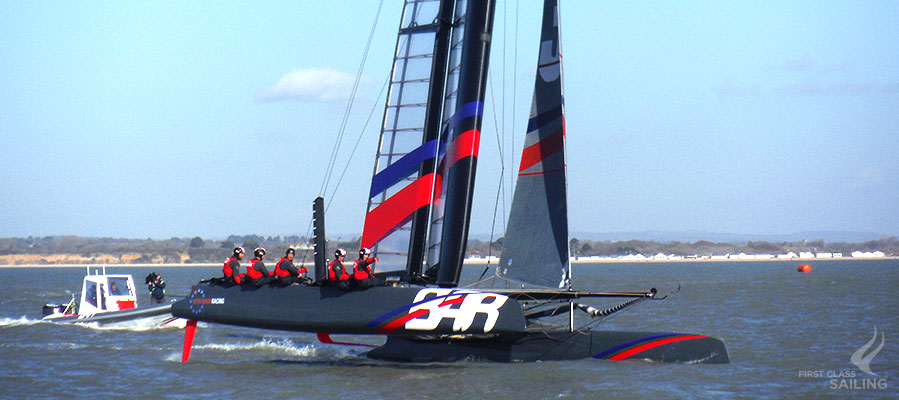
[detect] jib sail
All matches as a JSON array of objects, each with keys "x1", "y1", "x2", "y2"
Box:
[{"x1": 498, "y1": 0, "x2": 570, "y2": 289}]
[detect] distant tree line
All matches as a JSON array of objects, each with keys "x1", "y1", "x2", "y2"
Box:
[
  {"x1": 0, "y1": 235, "x2": 307, "y2": 264},
  {"x1": 0, "y1": 235, "x2": 895, "y2": 265},
  {"x1": 565, "y1": 236, "x2": 899, "y2": 258}
]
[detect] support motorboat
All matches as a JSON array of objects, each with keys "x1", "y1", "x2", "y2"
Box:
[{"x1": 42, "y1": 266, "x2": 182, "y2": 327}]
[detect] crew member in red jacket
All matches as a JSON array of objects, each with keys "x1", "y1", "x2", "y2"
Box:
[
  {"x1": 327, "y1": 248, "x2": 351, "y2": 290},
  {"x1": 245, "y1": 247, "x2": 273, "y2": 286},
  {"x1": 274, "y1": 248, "x2": 308, "y2": 285},
  {"x1": 352, "y1": 247, "x2": 379, "y2": 290},
  {"x1": 222, "y1": 246, "x2": 245, "y2": 285}
]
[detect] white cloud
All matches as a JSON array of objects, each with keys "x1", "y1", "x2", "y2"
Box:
[{"x1": 256, "y1": 67, "x2": 354, "y2": 103}]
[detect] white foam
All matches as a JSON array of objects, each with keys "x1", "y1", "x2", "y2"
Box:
[
  {"x1": 70, "y1": 316, "x2": 187, "y2": 332},
  {"x1": 194, "y1": 337, "x2": 318, "y2": 358},
  {"x1": 0, "y1": 316, "x2": 42, "y2": 327}
]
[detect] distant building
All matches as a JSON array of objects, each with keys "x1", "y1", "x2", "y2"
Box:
[{"x1": 852, "y1": 251, "x2": 885, "y2": 258}]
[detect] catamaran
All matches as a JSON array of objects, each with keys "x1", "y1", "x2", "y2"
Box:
[{"x1": 172, "y1": 0, "x2": 728, "y2": 363}]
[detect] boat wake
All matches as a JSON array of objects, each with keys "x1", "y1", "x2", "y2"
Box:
[
  {"x1": 0, "y1": 316, "x2": 44, "y2": 327},
  {"x1": 87, "y1": 316, "x2": 187, "y2": 331},
  {"x1": 165, "y1": 336, "x2": 363, "y2": 363}
]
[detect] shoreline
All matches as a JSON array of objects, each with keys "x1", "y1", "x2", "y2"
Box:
[{"x1": 1, "y1": 257, "x2": 896, "y2": 268}]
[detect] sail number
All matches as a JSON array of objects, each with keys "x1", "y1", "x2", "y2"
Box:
[{"x1": 406, "y1": 289, "x2": 509, "y2": 333}]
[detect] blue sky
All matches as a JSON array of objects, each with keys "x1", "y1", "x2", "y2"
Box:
[{"x1": 2, "y1": 1, "x2": 897, "y2": 240}]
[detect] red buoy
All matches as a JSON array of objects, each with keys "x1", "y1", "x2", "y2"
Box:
[{"x1": 797, "y1": 264, "x2": 812, "y2": 273}]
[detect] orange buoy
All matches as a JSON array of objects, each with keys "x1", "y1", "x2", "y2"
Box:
[{"x1": 797, "y1": 264, "x2": 812, "y2": 273}]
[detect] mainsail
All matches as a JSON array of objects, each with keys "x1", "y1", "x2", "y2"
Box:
[
  {"x1": 498, "y1": 0, "x2": 569, "y2": 289},
  {"x1": 361, "y1": 0, "x2": 496, "y2": 287},
  {"x1": 362, "y1": 0, "x2": 455, "y2": 278}
]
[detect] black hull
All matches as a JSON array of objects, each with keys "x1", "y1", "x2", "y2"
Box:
[
  {"x1": 173, "y1": 282, "x2": 728, "y2": 364},
  {"x1": 171, "y1": 283, "x2": 528, "y2": 335},
  {"x1": 368, "y1": 330, "x2": 729, "y2": 364}
]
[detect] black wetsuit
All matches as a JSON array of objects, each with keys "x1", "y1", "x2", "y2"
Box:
[{"x1": 148, "y1": 279, "x2": 165, "y2": 304}]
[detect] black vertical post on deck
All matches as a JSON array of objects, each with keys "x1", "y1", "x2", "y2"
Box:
[
  {"x1": 312, "y1": 197, "x2": 328, "y2": 283},
  {"x1": 437, "y1": 0, "x2": 497, "y2": 287}
]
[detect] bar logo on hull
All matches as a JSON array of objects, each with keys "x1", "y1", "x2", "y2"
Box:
[{"x1": 370, "y1": 288, "x2": 509, "y2": 334}]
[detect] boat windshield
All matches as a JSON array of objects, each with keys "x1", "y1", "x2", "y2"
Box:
[
  {"x1": 107, "y1": 277, "x2": 132, "y2": 296},
  {"x1": 85, "y1": 282, "x2": 98, "y2": 306}
]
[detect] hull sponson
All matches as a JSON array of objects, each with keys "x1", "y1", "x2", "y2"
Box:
[
  {"x1": 367, "y1": 329, "x2": 729, "y2": 363},
  {"x1": 171, "y1": 283, "x2": 527, "y2": 335},
  {"x1": 47, "y1": 303, "x2": 173, "y2": 324}
]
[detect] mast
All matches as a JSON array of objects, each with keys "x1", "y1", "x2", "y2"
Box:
[
  {"x1": 406, "y1": 0, "x2": 457, "y2": 278},
  {"x1": 436, "y1": 0, "x2": 497, "y2": 287}
]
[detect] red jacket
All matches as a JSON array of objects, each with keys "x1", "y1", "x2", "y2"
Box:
[
  {"x1": 328, "y1": 260, "x2": 349, "y2": 282},
  {"x1": 353, "y1": 257, "x2": 376, "y2": 280},
  {"x1": 223, "y1": 257, "x2": 243, "y2": 284},
  {"x1": 274, "y1": 257, "x2": 308, "y2": 277},
  {"x1": 246, "y1": 259, "x2": 272, "y2": 279}
]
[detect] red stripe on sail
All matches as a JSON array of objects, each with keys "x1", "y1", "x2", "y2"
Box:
[
  {"x1": 518, "y1": 128, "x2": 564, "y2": 172},
  {"x1": 447, "y1": 129, "x2": 481, "y2": 168},
  {"x1": 361, "y1": 173, "x2": 442, "y2": 249},
  {"x1": 608, "y1": 335, "x2": 707, "y2": 361}
]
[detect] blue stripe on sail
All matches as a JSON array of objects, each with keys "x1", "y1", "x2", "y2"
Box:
[
  {"x1": 369, "y1": 139, "x2": 443, "y2": 199},
  {"x1": 526, "y1": 102, "x2": 564, "y2": 133},
  {"x1": 443, "y1": 101, "x2": 484, "y2": 137},
  {"x1": 369, "y1": 101, "x2": 483, "y2": 200}
]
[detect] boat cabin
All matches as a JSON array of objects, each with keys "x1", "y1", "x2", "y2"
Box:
[{"x1": 79, "y1": 274, "x2": 138, "y2": 316}]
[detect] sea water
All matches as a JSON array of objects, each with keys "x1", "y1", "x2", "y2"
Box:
[{"x1": 1, "y1": 260, "x2": 896, "y2": 399}]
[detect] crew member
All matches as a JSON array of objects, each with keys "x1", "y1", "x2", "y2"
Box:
[
  {"x1": 327, "y1": 248, "x2": 351, "y2": 290},
  {"x1": 148, "y1": 273, "x2": 166, "y2": 304},
  {"x1": 352, "y1": 247, "x2": 379, "y2": 290},
  {"x1": 222, "y1": 247, "x2": 245, "y2": 285},
  {"x1": 274, "y1": 248, "x2": 309, "y2": 285},
  {"x1": 245, "y1": 247, "x2": 273, "y2": 286}
]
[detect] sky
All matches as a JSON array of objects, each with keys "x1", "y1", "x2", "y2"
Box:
[{"x1": 1, "y1": 1, "x2": 897, "y2": 241}]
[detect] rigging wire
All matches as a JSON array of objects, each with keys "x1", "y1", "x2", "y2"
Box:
[
  {"x1": 479, "y1": 0, "x2": 518, "y2": 284},
  {"x1": 327, "y1": 77, "x2": 390, "y2": 212},
  {"x1": 319, "y1": 0, "x2": 385, "y2": 199},
  {"x1": 301, "y1": 0, "x2": 384, "y2": 266},
  {"x1": 510, "y1": 0, "x2": 519, "y2": 213},
  {"x1": 298, "y1": 77, "x2": 389, "y2": 267},
  {"x1": 479, "y1": 70, "x2": 506, "y2": 283}
]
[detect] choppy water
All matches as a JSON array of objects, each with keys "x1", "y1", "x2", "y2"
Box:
[{"x1": 1, "y1": 260, "x2": 897, "y2": 399}]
